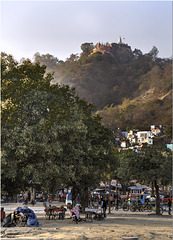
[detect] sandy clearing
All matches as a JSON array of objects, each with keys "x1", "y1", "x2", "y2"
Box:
[{"x1": 1, "y1": 203, "x2": 172, "y2": 240}]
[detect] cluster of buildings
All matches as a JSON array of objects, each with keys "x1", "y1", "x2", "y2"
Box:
[
  {"x1": 113, "y1": 125, "x2": 172, "y2": 152},
  {"x1": 89, "y1": 36, "x2": 132, "y2": 57}
]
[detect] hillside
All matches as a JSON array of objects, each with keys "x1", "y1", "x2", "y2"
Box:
[
  {"x1": 33, "y1": 41, "x2": 172, "y2": 131},
  {"x1": 97, "y1": 89, "x2": 172, "y2": 131}
]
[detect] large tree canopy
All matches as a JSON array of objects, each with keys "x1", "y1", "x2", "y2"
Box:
[
  {"x1": 119, "y1": 145, "x2": 172, "y2": 215},
  {"x1": 1, "y1": 53, "x2": 114, "y2": 201}
]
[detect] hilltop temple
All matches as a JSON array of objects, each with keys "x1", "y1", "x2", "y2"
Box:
[{"x1": 89, "y1": 37, "x2": 132, "y2": 57}]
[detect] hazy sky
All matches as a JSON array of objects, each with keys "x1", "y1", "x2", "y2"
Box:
[{"x1": 1, "y1": 1, "x2": 172, "y2": 62}]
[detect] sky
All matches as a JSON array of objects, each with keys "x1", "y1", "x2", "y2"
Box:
[{"x1": 1, "y1": 1, "x2": 172, "y2": 62}]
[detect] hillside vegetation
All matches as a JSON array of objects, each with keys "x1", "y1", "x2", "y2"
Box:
[{"x1": 33, "y1": 42, "x2": 172, "y2": 131}]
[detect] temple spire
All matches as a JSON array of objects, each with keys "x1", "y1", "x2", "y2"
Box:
[{"x1": 118, "y1": 36, "x2": 122, "y2": 44}]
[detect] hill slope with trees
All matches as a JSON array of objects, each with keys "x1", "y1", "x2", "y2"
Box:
[{"x1": 32, "y1": 42, "x2": 172, "y2": 131}]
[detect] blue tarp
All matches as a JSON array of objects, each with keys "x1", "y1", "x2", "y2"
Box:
[{"x1": 15, "y1": 206, "x2": 39, "y2": 227}]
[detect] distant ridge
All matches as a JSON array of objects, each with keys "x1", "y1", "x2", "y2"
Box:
[{"x1": 33, "y1": 42, "x2": 172, "y2": 131}]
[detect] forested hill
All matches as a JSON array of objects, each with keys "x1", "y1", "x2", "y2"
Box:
[{"x1": 33, "y1": 42, "x2": 172, "y2": 131}]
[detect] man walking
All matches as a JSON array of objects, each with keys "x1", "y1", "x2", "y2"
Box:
[{"x1": 167, "y1": 199, "x2": 172, "y2": 215}]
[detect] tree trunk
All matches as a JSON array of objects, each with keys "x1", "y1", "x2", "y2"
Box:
[
  {"x1": 71, "y1": 187, "x2": 78, "y2": 207},
  {"x1": 151, "y1": 181, "x2": 154, "y2": 195},
  {"x1": 80, "y1": 187, "x2": 88, "y2": 214},
  {"x1": 30, "y1": 187, "x2": 36, "y2": 202},
  {"x1": 33, "y1": 188, "x2": 36, "y2": 201},
  {"x1": 71, "y1": 188, "x2": 76, "y2": 206},
  {"x1": 122, "y1": 184, "x2": 127, "y2": 195},
  {"x1": 108, "y1": 176, "x2": 111, "y2": 213},
  {"x1": 105, "y1": 180, "x2": 107, "y2": 196},
  {"x1": 154, "y1": 180, "x2": 161, "y2": 215},
  {"x1": 30, "y1": 187, "x2": 33, "y2": 201},
  {"x1": 15, "y1": 195, "x2": 18, "y2": 203}
]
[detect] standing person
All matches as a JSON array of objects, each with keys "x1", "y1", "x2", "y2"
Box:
[
  {"x1": 90, "y1": 195, "x2": 93, "y2": 207},
  {"x1": 115, "y1": 197, "x2": 119, "y2": 210},
  {"x1": 31, "y1": 198, "x2": 36, "y2": 206},
  {"x1": 167, "y1": 199, "x2": 172, "y2": 215},
  {"x1": 101, "y1": 196, "x2": 107, "y2": 218},
  {"x1": 28, "y1": 191, "x2": 31, "y2": 202},
  {"x1": 88, "y1": 194, "x2": 90, "y2": 206}
]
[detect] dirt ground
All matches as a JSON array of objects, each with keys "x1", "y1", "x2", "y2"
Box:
[{"x1": 1, "y1": 202, "x2": 172, "y2": 240}]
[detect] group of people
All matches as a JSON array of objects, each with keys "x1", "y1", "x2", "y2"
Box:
[
  {"x1": 88, "y1": 194, "x2": 101, "y2": 206},
  {"x1": 17, "y1": 192, "x2": 37, "y2": 206}
]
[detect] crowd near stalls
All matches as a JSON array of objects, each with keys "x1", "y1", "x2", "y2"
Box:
[
  {"x1": 2, "y1": 184, "x2": 172, "y2": 207},
  {"x1": 1, "y1": 184, "x2": 172, "y2": 228},
  {"x1": 13, "y1": 190, "x2": 71, "y2": 204},
  {"x1": 87, "y1": 184, "x2": 172, "y2": 213}
]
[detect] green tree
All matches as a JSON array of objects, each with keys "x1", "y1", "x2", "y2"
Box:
[
  {"x1": 146, "y1": 46, "x2": 159, "y2": 61},
  {"x1": 80, "y1": 43, "x2": 94, "y2": 56},
  {"x1": 116, "y1": 150, "x2": 135, "y2": 194},
  {"x1": 1, "y1": 53, "x2": 115, "y2": 209},
  {"x1": 66, "y1": 53, "x2": 79, "y2": 63},
  {"x1": 1, "y1": 53, "x2": 61, "y2": 197},
  {"x1": 133, "y1": 48, "x2": 143, "y2": 58},
  {"x1": 128, "y1": 145, "x2": 172, "y2": 215},
  {"x1": 165, "y1": 125, "x2": 172, "y2": 139}
]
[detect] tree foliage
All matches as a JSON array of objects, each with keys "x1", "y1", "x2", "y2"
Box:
[
  {"x1": 125, "y1": 145, "x2": 172, "y2": 215},
  {"x1": 113, "y1": 146, "x2": 172, "y2": 215},
  {"x1": 115, "y1": 150, "x2": 136, "y2": 194},
  {"x1": 80, "y1": 42, "x2": 94, "y2": 57},
  {"x1": 1, "y1": 52, "x2": 114, "y2": 202}
]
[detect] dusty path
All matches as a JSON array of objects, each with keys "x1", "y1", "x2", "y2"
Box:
[{"x1": 1, "y1": 202, "x2": 172, "y2": 240}]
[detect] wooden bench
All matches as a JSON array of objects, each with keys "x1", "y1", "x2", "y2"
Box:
[{"x1": 44, "y1": 207, "x2": 65, "y2": 220}]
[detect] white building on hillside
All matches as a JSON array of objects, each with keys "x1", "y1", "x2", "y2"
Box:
[
  {"x1": 126, "y1": 130, "x2": 138, "y2": 144},
  {"x1": 137, "y1": 131, "x2": 153, "y2": 145}
]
